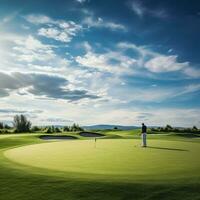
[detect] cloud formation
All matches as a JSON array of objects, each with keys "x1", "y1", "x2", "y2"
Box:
[
  {"x1": 130, "y1": 0, "x2": 167, "y2": 19},
  {"x1": 0, "y1": 108, "x2": 42, "y2": 114},
  {"x1": 0, "y1": 3, "x2": 199, "y2": 127},
  {"x1": 76, "y1": 41, "x2": 191, "y2": 77},
  {"x1": 76, "y1": 50, "x2": 136, "y2": 74},
  {"x1": 0, "y1": 72, "x2": 99, "y2": 101},
  {"x1": 145, "y1": 55, "x2": 188, "y2": 73},
  {"x1": 26, "y1": 14, "x2": 82, "y2": 43},
  {"x1": 117, "y1": 42, "x2": 193, "y2": 74},
  {"x1": 75, "y1": 0, "x2": 88, "y2": 3},
  {"x1": 83, "y1": 16, "x2": 127, "y2": 31},
  {"x1": 12, "y1": 35, "x2": 55, "y2": 62}
]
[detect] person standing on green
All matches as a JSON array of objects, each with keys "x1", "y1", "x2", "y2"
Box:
[{"x1": 141, "y1": 123, "x2": 147, "y2": 147}]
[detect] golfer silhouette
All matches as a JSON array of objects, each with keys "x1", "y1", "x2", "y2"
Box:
[{"x1": 141, "y1": 123, "x2": 147, "y2": 147}]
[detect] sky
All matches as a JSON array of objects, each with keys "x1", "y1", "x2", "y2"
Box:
[{"x1": 0, "y1": 0, "x2": 200, "y2": 127}]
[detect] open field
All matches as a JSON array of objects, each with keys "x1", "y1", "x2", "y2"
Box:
[{"x1": 0, "y1": 130, "x2": 200, "y2": 200}]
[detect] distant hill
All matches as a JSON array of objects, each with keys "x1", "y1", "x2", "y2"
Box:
[{"x1": 83, "y1": 124, "x2": 139, "y2": 130}]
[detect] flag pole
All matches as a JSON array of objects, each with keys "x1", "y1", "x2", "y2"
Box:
[{"x1": 94, "y1": 137, "x2": 97, "y2": 148}]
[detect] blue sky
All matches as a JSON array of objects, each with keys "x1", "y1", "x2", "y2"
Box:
[{"x1": 0, "y1": 0, "x2": 200, "y2": 127}]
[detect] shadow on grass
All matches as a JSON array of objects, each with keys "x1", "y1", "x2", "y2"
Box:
[{"x1": 147, "y1": 146, "x2": 188, "y2": 152}]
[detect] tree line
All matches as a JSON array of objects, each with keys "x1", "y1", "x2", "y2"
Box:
[
  {"x1": 150, "y1": 124, "x2": 200, "y2": 134},
  {"x1": 0, "y1": 114, "x2": 84, "y2": 133},
  {"x1": 1, "y1": 115, "x2": 199, "y2": 134}
]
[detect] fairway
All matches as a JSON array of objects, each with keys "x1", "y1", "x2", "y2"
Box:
[{"x1": 4, "y1": 139, "x2": 200, "y2": 182}]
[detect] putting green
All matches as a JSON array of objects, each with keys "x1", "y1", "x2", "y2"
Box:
[{"x1": 4, "y1": 139, "x2": 200, "y2": 182}]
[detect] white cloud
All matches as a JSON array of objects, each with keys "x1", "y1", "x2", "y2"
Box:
[
  {"x1": 0, "y1": 33, "x2": 74, "y2": 75},
  {"x1": 83, "y1": 16, "x2": 127, "y2": 31},
  {"x1": 130, "y1": 1, "x2": 144, "y2": 17},
  {"x1": 118, "y1": 42, "x2": 153, "y2": 55},
  {"x1": 81, "y1": 41, "x2": 92, "y2": 52},
  {"x1": 130, "y1": 0, "x2": 167, "y2": 19},
  {"x1": 180, "y1": 84, "x2": 200, "y2": 95},
  {"x1": 145, "y1": 55, "x2": 189, "y2": 73},
  {"x1": 76, "y1": 41, "x2": 197, "y2": 84},
  {"x1": 37, "y1": 22, "x2": 81, "y2": 43},
  {"x1": 25, "y1": 14, "x2": 53, "y2": 24},
  {"x1": 12, "y1": 35, "x2": 55, "y2": 62},
  {"x1": 76, "y1": 0, "x2": 87, "y2": 3},
  {"x1": 118, "y1": 42, "x2": 192, "y2": 74},
  {"x1": 25, "y1": 14, "x2": 82, "y2": 43},
  {"x1": 76, "y1": 50, "x2": 136, "y2": 74},
  {"x1": 38, "y1": 27, "x2": 71, "y2": 43},
  {"x1": 184, "y1": 67, "x2": 200, "y2": 78},
  {"x1": 14, "y1": 35, "x2": 52, "y2": 51},
  {"x1": 26, "y1": 13, "x2": 126, "y2": 46}
]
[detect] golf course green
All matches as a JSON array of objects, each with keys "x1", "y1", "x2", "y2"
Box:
[
  {"x1": 0, "y1": 131, "x2": 200, "y2": 199},
  {"x1": 4, "y1": 139, "x2": 200, "y2": 182}
]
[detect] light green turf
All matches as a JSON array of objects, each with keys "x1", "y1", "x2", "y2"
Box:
[{"x1": 4, "y1": 138, "x2": 200, "y2": 182}]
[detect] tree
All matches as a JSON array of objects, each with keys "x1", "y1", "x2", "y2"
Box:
[
  {"x1": 4, "y1": 124, "x2": 11, "y2": 129},
  {"x1": 151, "y1": 128, "x2": 158, "y2": 132},
  {"x1": 55, "y1": 127, "x2": 61, "y2": 133},
  {"x1": 63, "y1": 126, "x2": 70, "y2": 132},
  {"x1": 46, "y1": 127, "x2": 53, "y2": 133},
  {"x1": 192, "y1": 126, "x2": 198, "y2": 131},
  {"x1": 0, "y1": 122, "x2": 3, "y2": 129},
  {"x1": 51, "y1": 126, "x2": 55, "y2": 133},
  {"x1": 165, "y1": 124, "x2": 173, "y2": 132},
  {"x1": 31, "y1": 126, "x2": 40, "y2": 132},
  {"x1": 13, "y1": 115, "x2": 31, "y2": 133},
  {"x1": 71, "y1": 123, "x2": 84, "y2": 132}
]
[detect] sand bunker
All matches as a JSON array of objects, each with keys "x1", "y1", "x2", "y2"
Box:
[
  {"x1": 79, "y1": 131, "x2": 104, "y2": 137},
  {"x1": 39, "y1": 135, "x2": 77, "y2": 140}
]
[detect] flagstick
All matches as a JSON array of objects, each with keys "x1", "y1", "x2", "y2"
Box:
[{"x1": 94, "y1": 137, "x2": 97, "y2": 148}]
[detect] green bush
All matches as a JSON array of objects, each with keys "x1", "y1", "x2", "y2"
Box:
[
  {"x1": 63, "y1": 126, "x2": 70, "y2": 132},
  {"x1": 31, "y1": 126, "x2": 41, "y2": 132},
  {"x1": 45, "y1": 127, "x2": 53, "y2": 133},
  {"x1": 55, "y1": 127, "x2": 61, "y2": 133}
]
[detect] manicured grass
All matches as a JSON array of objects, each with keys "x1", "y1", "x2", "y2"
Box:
[
  {"x1": 4, "y1": 139, "x2": 200, "y2": 182},
  {"x1": 0, "y1": 131, "x2": 200, "y2": 200}
]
